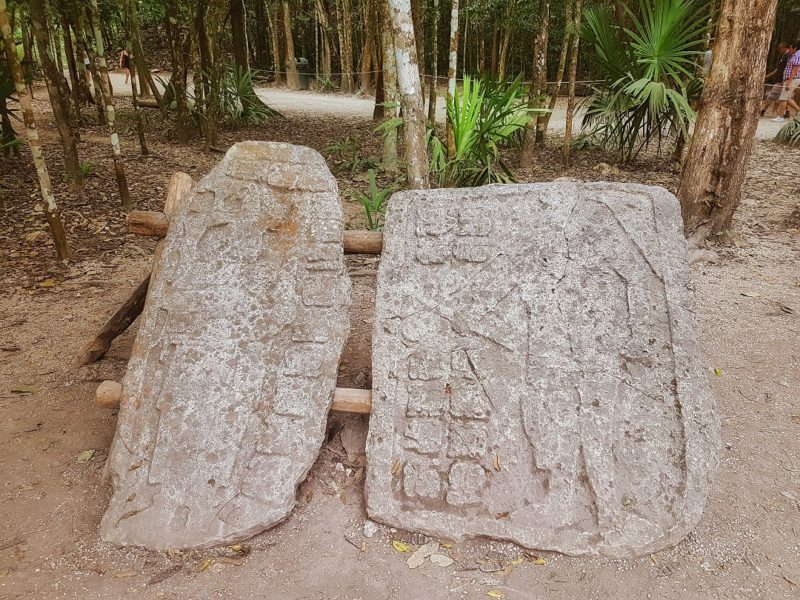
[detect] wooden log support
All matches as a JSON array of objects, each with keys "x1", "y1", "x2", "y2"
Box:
[
  {"x1": 128, "y1": 209, "x2": 384, "y2": 254},
  {"x1": 96, "y1": 380, "x2": 372, "y2": 414},
  {"x1": 77, "y1": 173, "x2": 194, "y2": 366}
]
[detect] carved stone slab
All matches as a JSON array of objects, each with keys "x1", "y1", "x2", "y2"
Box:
[
  {"x1": 101, "y1": 142, "x2": 351, "y2": 549},
  {"x1": 365, "y1": 183, "x2": 718, "y2": 558}
]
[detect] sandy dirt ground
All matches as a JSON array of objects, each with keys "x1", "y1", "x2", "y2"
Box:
[{"x1": 1, "y1": 84, "x2": 799, "y2": 600}]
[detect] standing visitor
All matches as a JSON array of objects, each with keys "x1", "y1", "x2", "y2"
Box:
[
  {"x1": 772, "y1": 41, "x2": 800, "y2": 122},
  {"x1": 762, "y1": 42, "x2": 791, "y2": 117},
  {"x1": 118, "y1": 48, "x2": 131, "y2": 84}
]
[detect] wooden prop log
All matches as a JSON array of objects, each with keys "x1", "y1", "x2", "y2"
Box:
[
  {"x1": 128, "y1": 209, "x2": 384, "y2": 254},
  {"x1": 77, "y1": 173, "x2": 194, "y2": 366},
  {"x1": 96, "y1": 380, "x2": 372, "y2": 414}
]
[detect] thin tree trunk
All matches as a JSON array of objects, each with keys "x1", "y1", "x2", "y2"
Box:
[
  {"x1": 338, "y1": 0, "x2": 354, "y2": 92},
  {"x1": 427, "y1": 0, "x2": 439, "y2": 122},
  {"x1": 1, "y1": 0, "x2": 69, "y2": 260},
  {"x1": 122, "y1": 0, "x2": 148, "y2": 155},
  {"x1": 230, "y1": 0, "x2": 250, "y2": 72},
  {"x1": 165, "y1": 0, "x2": 192, "y2": 143},
  {"x1": 540, "y1": 0, "x2": 573, "y2": 142},
  {"x1": 88, "y1": 0, "x2": 131, "y2": 209},
  {"x1": 446, "y1": 0, "x2": 460, "y2": 157},
  {"x1": 315, "y1": 0, "x2": 332, "y2": 81},
  {"x1": 561, "y1": 0, "x2": 582, "y2": 164},
  {"x1": 204, "y1": 0, "x2": 228, "y2": 150},
  {"x1": 77, "y1": 9, "x2": 107, "y2": 125},
  {"x1": 381, "y1": 0, "x2": 399, "y2": 170},
  {"x1": 127, "y1": 0, "x2": 162, "y2": 105},
  {"x1": 388, "y1": 0, "x2": 428, "y2": 189},
  {"x1": 283, "y1": 1, "x2": 300, "y2": 89},
  {"x1": 59, "y1": 2, "x2": 81, "y2": 119},
  {"x1": 29, "y1": 0, "x2": 82, "y2": 190},
  {"x1": 521, "y1": 0, "x2": 549, "y2": 166},
  {"x1": 21, "y1": 17, "x2": 34, "y2": 97},
  {"x1": 267, "y1": 2, "x2": 283, "y2": 84},
  {"x1": 497, "y1": 4, "x2": 514, "y2": 81},
  {"x1": 677, "y1": 0, "x2": 780, "y2": 243},
  {"x1": 359, "y1": 0, "x2": 376, "y2": 94}
]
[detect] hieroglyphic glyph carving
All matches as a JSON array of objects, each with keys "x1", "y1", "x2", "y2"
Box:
[
  {"x1": 365, "y1": 183, "x2": 719, "y2": 558},
  {"x1": 101, "y1": 142, "x2": 350, "y2": 549}
]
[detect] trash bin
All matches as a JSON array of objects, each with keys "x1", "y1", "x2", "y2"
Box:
[{"x1": 296, "y1": 58, "x2": 310, "y2": 90}]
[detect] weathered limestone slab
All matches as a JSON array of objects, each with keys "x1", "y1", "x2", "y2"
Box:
[
  {"x1": 101, "y1": 142, "x2": 351, "y2": 549},
  {"x1": 365, "y1": 183, "x2": 719, "y2": 558}
]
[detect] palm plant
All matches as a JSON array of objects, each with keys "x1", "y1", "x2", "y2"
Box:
[
  {"x1": 775, "y1": 117, "x2": 800, "y2": 146},
  {"x1": 430, "y1": 75, "x2": 541, "y2": 187},
  {"x1": 580, "y1": 0, "x2": 710, "y2": 162}
]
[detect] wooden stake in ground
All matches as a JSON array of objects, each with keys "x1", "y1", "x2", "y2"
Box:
[
  {"x1": 77, "y1": 173, "x2": 193, "y2": 366},
  {"x1": 88, "y1": 0, "x2": 131, "y2": 210},
  {"x1": 677, "y1": 0, "x2": 780, "y2": 243},
  {"x1": 0, "y1": 0, "x2": 70, "y2": 260},
  {"x1": 446, "y1": 0, "x2": 460, "y2": 157},
  {"x1": 388, "y1": 0, "x2": 429, "y2": 189},
  {"x1": 561, "y1": 0, "x2": 583, "y2": 165}
]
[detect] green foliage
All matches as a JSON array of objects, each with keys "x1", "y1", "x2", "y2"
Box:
[
  {"x1": 580, "y1": 0, "x2": 709, "y2": 162},
  {"x1": 775, "y1": 117, "x2": 800, "y2": 146},
  {"x1": 349, "y1": 169, "x2": 399, "y2": 231},
  {"x1": 317, "y1": 76, "x2": 337, "y2": 92},
  {"x1": 221, "y1": 66, "x2": 281, "y2": 126},
  {"x1": 324, "y1": 137, "x2": 378, "y2": 177},
  {"x1": 429, "y1": 75, "x2": 541, "y2": 187},
  {"x1": 79, "y1": 161, "x2": 97, "y2": 178}
]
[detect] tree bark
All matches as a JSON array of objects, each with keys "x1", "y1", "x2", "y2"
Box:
[
  {"x1": 561, "y1": 0, "x2": 583, "y2": 165},
  {"x1": 315, "y1": 0, "x2": 333, "y2": 81},
  {"x1": 165, "y1": 0, "x2": 193, "y2": 144},
  {"x1": 88, "y1": 0, "x2": 131, "y2": 209},
  {"x1": 388, "y1": 0, "x2": 428, "y2": 189},
  {"x1": 283, "y1": 1, "x2": 300, "y2": 90},
  {"x1": 267, "y1": 1, "x2": 283, "y2": 84},
  {"x1": 381, "y1": 0, "x2": 399, "y2": 170},
  {"x1": 521, "y1": 0, "x2": 549, "y2": 167},
  {"x1": 677, "y1": 0, "x2": 780, "y2": 243},
  {"x1": 539, "y1": 0, "x2": 573, "y2": 143},
  {"x1": 122, "y1": 0, "x2": 148, "y2": 155},
  {"x1": 127, "y1": 0, "x2": 162, "y2": 105},
  {"x1": 1, "y1": 0, "x2": 70, "y2": 260},
  {"x1": 337, "y1": 0, "x2": 354, "y2": 92},
  {"x1": 427, "y1": 0, "x2": 439, "y2": 122},
  {"x1": 59, "y1": 1, "x2": 82, "y2": 119},
  {"x1": 446, "y1": 0, "x2": 460, "y2": 157},
  {"x1": 29, "y1": 0, "x2": 82, "y2": 191},
  {"x1": 204, "y1": 0, "x2": 228, "y2": 150},
  {"x1": 230, "y1": 0, "x2": 250, "y2": 72}
]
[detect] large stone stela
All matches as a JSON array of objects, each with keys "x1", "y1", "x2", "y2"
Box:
[
  {"x1": 100, "y1": 142, "x2": 351, "y2": 549},
  {"x1": 365, "y1": 183, "x2": 719, "y2": 558}
]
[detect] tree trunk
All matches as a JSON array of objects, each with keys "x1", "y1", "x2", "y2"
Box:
[
  {"x1": 267, "y1": 1, "x2": 283, "y2": 84},
  {"x1": 315, "y1": 0, "x2": 332, "y2": 81},
  {"x1": 521, "y1": 0, "x2": 549, "y2": 167},
  {"x1": 359, "y1": 0, "x2": 376, "y2": 94},
  {"x1": 388, "y1": 0, "x2": 428, "y2": 189},
  {"x1": 1, "y1": 0, "x2": 70, "y2": 260},
  {"x1": 427, "y1": 0, "x2": 439, "y2": 122},
  {"x1": 677, "y1": 0, "x2": 779, "y2": 243},
  {"x1": 283, "y1": 1, "x2": 300, "y2": 90},
  {"x1": 561, "y1": 0, "x2": 582, "y2": 165},
  {"x1": 446, "y1": 0, "x2": 460, "y2": 157},
  {"x1": 77, "y1": 9, "x2": 108, "y2": 125},
  {"x1": 127, "y1": 0, "x2": 162, "y2": 105},
  {"x1": 20, "y1": 17, "x2": 34, "y2": 97},
  {"x1": 165, "y1": 0, "x2": 193, "y2": 144},
  {"x1": 381, "y1": 0, "x2": 399, "y2": 170},
  {"x1": 497, "y1": 5, "x2": 513, "y2": 81},
  {"x1": 230, "y1": 0, "x2": 250, "y2": 71},
  {"x1": 252, "y1": 0, "x2": 269, "y2": 67},
  {"x1": 204, "y1": 0, "x2": 228, "y2": 150},
  {"x1": 59, "y1": 2, "x2": 81, "y2": 119},
  {"x1": 88, "y1": 0, "x2": 131, "y2": 210},
  {"x1": 122, "y1": 0, "x2": 148, "y2": 155},
  {"x1": 540, "y1": 0, "x2": 573, "y2": 142},
  {"x1": 337, "y1": 0, "x2": 354, "y2": 92},
  {"x1": 29, "y1": 0, "x2": 82, "y2": 191}
]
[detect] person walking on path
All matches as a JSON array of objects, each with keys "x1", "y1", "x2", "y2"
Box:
[
  {"x1": 118, "y1": 48, "x2": 131, "y2": 84},
  {"x1": 763, "y1": 42, "x2": 791, "y2": 117},
  {"x1": 772, "y1": 41, "x2": 800, "y2": 122}
]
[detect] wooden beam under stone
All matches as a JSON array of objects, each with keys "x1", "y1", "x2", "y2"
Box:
[
  {"x1": 128, "y1": 210, "x2": 384, "y2": 254},
  {"x1": 96, "y1": 380, "x2": 372, "y2": 414}
]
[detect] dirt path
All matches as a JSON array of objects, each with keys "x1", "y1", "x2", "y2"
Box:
[
  {"x1": 1, "y1": 90, "x2": 799, "y2": 600},
  {"x1": 104, "y1": 71, "x2": 787, "y2": 139}
]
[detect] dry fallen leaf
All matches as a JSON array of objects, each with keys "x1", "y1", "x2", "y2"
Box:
[
  {"x1": 76, "y1": 450, "x2": 96, "y2": 463},
  {"x1": 197, "y1": 558, "x2": 213, "y2": 572},
  {"x1": 713, "y1": 368, "x2": 723, "y2": 377},
  {"x1": 391, "y1": 459, "x2": 402, "y2": 475},
  {"x1": 430, "y1": 554, "x2": 454, "y2": 567},
  {"x1": 392, "y1": 540, "x2": 410, "y2": 553},
  {"x1": 493, "y1": 454, "x2": 501, "y2": 472},
  {"x1": 495, "y1": 512, "x2": 510, "y2": 520},
  {"x1": 510, "y1": 557, "x2": 525, "y2": 565},
  {"x1": 39, "y1": 279, "x2": 55, "y2": 288},
  {"x1": 533, "y1": 557, "x2": 546, "y2": 565},
  {"x1": 10, "y1": 385, "x2": 42, "y2": 395},
  {"x1": 486, "y1": 591, "x2": 506, "y2": 599}
]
